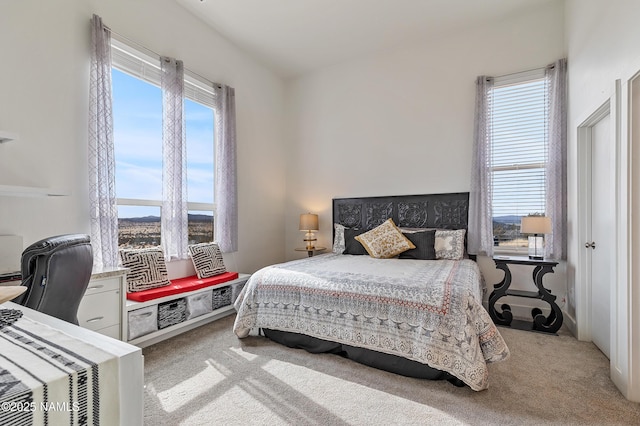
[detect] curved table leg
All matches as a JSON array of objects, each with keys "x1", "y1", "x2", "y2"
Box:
[
  {"x1": 530, "y1": 265, "x2": 563, "y2": 333},
  {"x1": 488, "y1": 262, "x2": 513, "y2": 326}
]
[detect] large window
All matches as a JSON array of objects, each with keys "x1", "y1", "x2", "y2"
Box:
[
  {"x1": 490, "y1": 69, "x2": 549, "y2": 251},
  {"x1": 111, "y1": 38, "x2": 215, "y2": 249}
]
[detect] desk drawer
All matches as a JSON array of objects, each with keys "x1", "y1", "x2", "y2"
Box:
[
  {"x1": 78, "y1": 290, "x2": 120, "y2": 331},
  {"x1": 85, "y1": 276, "x2": 121, "y2": 296}
]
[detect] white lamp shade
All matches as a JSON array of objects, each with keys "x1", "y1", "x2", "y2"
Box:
[
  {"x1": 520, "y1": 216, "x2": 552, "y2": 234},
  {"x1": 299, "y1": 213, "x2": 319, "y2": 231}
]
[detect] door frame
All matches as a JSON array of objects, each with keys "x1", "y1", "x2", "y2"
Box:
[
  {"x1": 576, "y1": 79, "x2": 640, "y2": 401},
  {"x1": 576, "y1": 99, "x2": 612, "y2": 345}
]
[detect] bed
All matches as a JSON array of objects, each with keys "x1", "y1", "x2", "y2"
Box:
[{"x1": 233, "y1": 193, "x2": 509, "y2": 391}]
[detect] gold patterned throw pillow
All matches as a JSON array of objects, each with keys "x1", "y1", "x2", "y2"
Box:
[{"x1": 355, "y1": 218, "x2": 416, "y2": 259}]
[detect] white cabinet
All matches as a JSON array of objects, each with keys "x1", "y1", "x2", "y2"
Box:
[
  {"x1": 79, "y1": 269, "x2": 250, "y2": 348},
  {"x1": 78, "y1": 268, "x2": 127, "y2": 340}
]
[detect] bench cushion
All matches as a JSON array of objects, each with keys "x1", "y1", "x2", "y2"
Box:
[{"x1": 126, "y1": 272, "x2": 239, "y2": 302}]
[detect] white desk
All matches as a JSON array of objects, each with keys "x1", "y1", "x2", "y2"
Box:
[{"x1": 0, "y1": 302, "x2": 143, "y2": 425}]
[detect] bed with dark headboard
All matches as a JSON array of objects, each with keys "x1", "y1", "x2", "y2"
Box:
[
  {"x1": 332, "y1": 192, "x2": 473, "y2": 259},
  {"x1": 233, "y1": 192, "x2": 509, "y2": 391},
  {"x1": 333, "y1": 192, "x2": 469, "y2": 230}
]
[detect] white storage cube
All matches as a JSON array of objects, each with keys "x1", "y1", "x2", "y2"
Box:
[
  {"x1": 185, "y1": 291, "x2": 213, "y2": 320},
  {"x1": 128, "y1": 305, "x2": 158, "y2": 340}
]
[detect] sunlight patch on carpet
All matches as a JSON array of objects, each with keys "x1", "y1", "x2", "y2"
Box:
[
  {"x1": 157, "y1": 363, "x2": 227, "y2": 412},
  {"x1": 229, "y1": 346, "x2": 259, "y2": 361},
  {"x1": 261, "y1": 359, "x2": 456, "y2": 423}
]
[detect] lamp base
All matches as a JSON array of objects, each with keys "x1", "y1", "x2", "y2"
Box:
[
  {"x1": 527, "y1": 235, "x2": 544, "y2": 260},
  {"x1": 304, "y1": 232, "x2": 316, "y2": 250}
]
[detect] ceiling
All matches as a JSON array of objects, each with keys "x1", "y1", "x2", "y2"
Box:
[{"x1": 176, "y1": 0, "x2": 557, "y2": 79}]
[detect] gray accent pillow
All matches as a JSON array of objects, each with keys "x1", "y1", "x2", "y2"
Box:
[
  {"x1": 119, "y1": 247, "x2": 171, "y2": 292},
  {"x1": 399, "y1": 230, "x2": 436, "y2": 260},
  {"x1": 343, "y1": 228, "x2": 368, "y2": 255},
  {"x1": 188, "y1": 242, "x2": 227, "y2": 279}
]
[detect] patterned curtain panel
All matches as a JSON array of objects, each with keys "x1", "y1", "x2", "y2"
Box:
[
  {"x1": 161, "y1": 57, "x2": 189, "y2": 260},
  {"x1": 545, "y1": 59, "x2": 568, "y2": 260},
  {"x1": 214, "y1": 85, "x2": 238, "y2": 253},
  {"x1": 468, "y1": 76, "x2": 495, "y2": 256},
  {"x1": 88, "y1": 14, "x2": 119, "y2": 269}
]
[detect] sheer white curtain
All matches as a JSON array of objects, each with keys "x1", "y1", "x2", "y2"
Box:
[
  {"x1": 88, "y1": 14, "x2": 118, "y2": 269},
  {"x1": 468, "y1": 76, "x2": 494, "y2": 256},
  {"x1": 214, "y1": 85, "x2": 238, "y2": 253},
  {"x1": 545, "y1": 58, "x2": 568, "y2": 260},
  {"x1": 161, "y1": 57, "x2": 189, "y2": 260}
]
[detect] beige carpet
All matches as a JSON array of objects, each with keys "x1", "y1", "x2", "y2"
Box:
[{"x1": 143, "y1": 315, "x2": 640, "y2": 425}]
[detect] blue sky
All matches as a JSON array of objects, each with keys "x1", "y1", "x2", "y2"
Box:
[{"x1": 112, "y1": 69, "x2": 214, "y2": 218}]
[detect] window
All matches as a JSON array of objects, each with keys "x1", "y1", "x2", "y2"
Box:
[
  {"x1": 111, "y1": 38, "x2": 215, "y2": 249},
  {"x1": 490, "y1": 69, "x2": 549, "y2": 252}
]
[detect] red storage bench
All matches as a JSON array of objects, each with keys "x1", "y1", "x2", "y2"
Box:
[{"x1": 126, "y1": 272, "x2": 239, "y2": 302}]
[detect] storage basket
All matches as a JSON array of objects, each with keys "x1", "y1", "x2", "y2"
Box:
[
  {"x1": 158, "y1": 298, "x2": 187, "y2": 329},
  {"x1": 128, "y1": 305, "x2": 158, "y2": 340},
  {"x1": 185, "y1": 291, "x2": 213, "y2": 320},
  {"x1": 212, "y1": 286, "x2": 232, "y2": 310}
]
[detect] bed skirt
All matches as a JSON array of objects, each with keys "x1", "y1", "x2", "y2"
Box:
[{"x1": 262, "y1": 328, "x2": 465, "y2": 387}]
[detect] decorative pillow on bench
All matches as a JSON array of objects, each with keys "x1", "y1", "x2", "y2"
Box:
[
  {"x1": 188, "y1": 242, "x2": 227, "y2": 279},
  {"x1": 119, "y1": 247, "x2": 171, "y2": 292}
]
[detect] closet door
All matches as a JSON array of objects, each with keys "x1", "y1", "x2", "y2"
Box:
[{"x1": 589, "y1": 112, "x2": 613, "y2": 359}]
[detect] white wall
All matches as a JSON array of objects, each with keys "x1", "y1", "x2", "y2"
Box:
[
  {"x1": 0, "y1": 0, "x2": 287, "y2": 275},
  {"x1": 283, "y1": 1, "x2": 566, "y2": 308},
  {"x1": 565, "y1": 0, "x2": 640, "y2": 402}
]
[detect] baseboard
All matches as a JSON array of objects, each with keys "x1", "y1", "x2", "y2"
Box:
[{"x1": 563, "y1": 310, "x2": 577, "y2": 337}]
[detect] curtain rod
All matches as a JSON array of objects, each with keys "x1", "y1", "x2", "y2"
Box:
[
  {"x1": 487, "y1": 62, "x2": 559, "y2": 81},
  {"x1": 104, "y1": 25, "x2": 223, "y2": 89}
]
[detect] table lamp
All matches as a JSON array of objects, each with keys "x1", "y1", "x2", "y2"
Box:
[
  {"x1": 299, "y1": 213, "x2": 319, "y2": 250},
  {"x1": 520, "y1": 216, "x2": 552, "y2": 260}
]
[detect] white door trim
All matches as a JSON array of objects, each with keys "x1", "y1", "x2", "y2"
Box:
[
  {"x1": 576, "y1": 100, "x2": 611, "y2": 344},
  {"x1": 577, "y1": 77, "x2": 640, "y2": 402}
]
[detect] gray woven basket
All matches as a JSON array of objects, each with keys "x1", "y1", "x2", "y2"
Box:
[
  {"x1": 212, "y1": 287, "x2": 232, "y2": 310},
  {"x1": 158, "y1": 298, "x2": 187, "y2": 329}
]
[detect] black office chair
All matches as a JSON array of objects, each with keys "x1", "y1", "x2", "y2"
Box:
[{"x1": 13, "y1": 234, "x2": 93, "y2": 325}]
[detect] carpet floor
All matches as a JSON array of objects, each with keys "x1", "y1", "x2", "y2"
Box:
[{"x1": 143, "y1": 315, "x2": 640, "y2": 425}]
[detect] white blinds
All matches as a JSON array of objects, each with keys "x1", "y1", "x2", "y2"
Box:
[
  {"x1": 111, "y1": 37, "x2": 215, "y2": 108},
  {"x1": 490, "y1": 71, "x2": 549, "y2": 244}
]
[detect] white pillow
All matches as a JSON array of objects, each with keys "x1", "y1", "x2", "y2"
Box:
[
  {"x1": 435, "y1": 229, "x2": 466, "y2": 260},
  {"x1": 333, "y1": 223, "x2": 346, "y2": 254}
]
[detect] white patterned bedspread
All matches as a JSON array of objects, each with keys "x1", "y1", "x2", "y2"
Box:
[{"x1": 233, "y1": 253, "x2": 509, "y2": 391}]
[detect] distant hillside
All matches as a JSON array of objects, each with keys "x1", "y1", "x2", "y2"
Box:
[
  {"x1": 493, "y1": 215, "x2": 522, "y2": 224},
  {"x1": 120, "y1": 214, "x2": 213, "y2": 222}
]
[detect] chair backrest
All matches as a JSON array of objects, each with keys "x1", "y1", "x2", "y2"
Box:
[{"x1": 14, "y1": 234, "x2": 93, "y2": 325}]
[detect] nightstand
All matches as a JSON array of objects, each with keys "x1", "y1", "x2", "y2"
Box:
[
  {"x1": 488, "y1": 255, "x2": 562, "y2": 334},
  {"x1": 295, "y1": 247, "x2": 326, "y2": 257}
]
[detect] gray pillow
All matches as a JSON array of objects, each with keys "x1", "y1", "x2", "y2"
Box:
[
  {"x1": 343, "y1": 228, "x2": 368, "y2": 255},
  {"x1": 399, "y1": 230, "x2": 436, "y2": 260}
]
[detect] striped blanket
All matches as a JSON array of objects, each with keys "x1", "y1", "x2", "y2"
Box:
[
  {"x1": 0, "y1": 311, "x2": 119, "y2": 425},
  {"x1": 234, "y1": 254, "x2": 509, "y2": 391}
]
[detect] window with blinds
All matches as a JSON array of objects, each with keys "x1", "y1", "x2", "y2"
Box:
[
  {"x1": 490, "y1": 69, "x2": 549, "y2": 251},
  {"x1": 111, "y1": 36, "x2": 216, "y2": 249}
]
